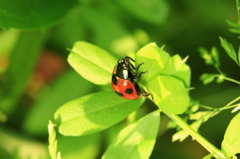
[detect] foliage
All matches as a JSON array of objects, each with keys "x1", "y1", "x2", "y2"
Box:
[{"x1": 0, "y1": 0, "x2": 239, "y2": 159}]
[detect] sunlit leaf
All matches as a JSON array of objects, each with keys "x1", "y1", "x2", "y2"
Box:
[
  {"x1": 136, "y1": 42, "x2": 170, "y2": 84},
  {"x1": 54, "y1": 90, "x2": 144, "y2": 136},
  {"x1": 48, "y1": 120, "x2": 60, "y2": 159},
  {"x1": 148, "y1": 76, "x2": 189, "y2": 114},
  {"x1": 161, "y1": 55, "x2": 191, "y2": 87},
  {"x1": 102, "y1": 111, "x2": 160, "y2": 159},
  {"x1": 221, "y1": 113, "x2": 240, "y2": 157},
  {"x1": 68, "y1": 41, "x2": 117, "y2": 85}
]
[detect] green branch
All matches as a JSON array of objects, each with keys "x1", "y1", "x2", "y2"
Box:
[{"x1": 166, "y1": 113, "x2": 230, "y2": 159}]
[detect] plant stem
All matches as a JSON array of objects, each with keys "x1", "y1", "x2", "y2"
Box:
[
  {"x1": 166, "y1": 113, "x2": 230, "y2": 159},
  {"x1": 222, "y1": 76, "x2": 240, "y2": 85}
]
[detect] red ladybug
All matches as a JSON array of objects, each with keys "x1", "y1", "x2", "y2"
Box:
[{"x1": 111, "y1": 56, "x2": 152, "y2": 100}]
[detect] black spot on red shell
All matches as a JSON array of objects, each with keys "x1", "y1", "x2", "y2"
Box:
[
  {"x1": 125, "y1": 88, "x2": 133, "y2": 94},
  {"x1": 115, "y1": 91, "x2": 123, "y2": 96}
]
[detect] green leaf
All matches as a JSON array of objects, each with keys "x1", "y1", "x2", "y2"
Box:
[
  {"x1": 22, "y1": 70, "x2": 94, "y2": 136},
  {"x1": 54, "y1": 90, "x2": 144, "y2": 136},
  {"x1": 58, "y1": 133, "x2": 101, "y2": 159},
  {"x1": 102, "y1": 111, "x2": 160, "y2": 159},
  {"x1": 0, "y1": 31, "x2": 45, "y2": 115},
  {"x1": 68, "y1": 41, "x2": 117, "y2": 85},
  {"x1": 161, "y1": 55, "x2": 191, "y2": 87},
  {"x1": 0, "y1": 0, "x2": 77, "y2": 29},
  {"x1": 135, "y1": 42, "x2": 170, "y2": 84},
  {"x1": 199, "y1": 47, "x2": 214, "y2": 65},
  {"x1": 219, "y1": 37, "x2": 240, "y2": 66},
  {"x1": 226, "y1": 20, "x2": 240, "y2": 28},
  {"x1": 238, "y1": 46, "x2": 240, "y2": 64},
  {"x1": 48, "y1": 120, "x2": 61, "y2": 159},
  {"x1": 200, "y1": 73, "x2": 216, "y2": 85},
  {"x1": 226, "y1": 20, "x2": 240, "y2": 34},
  {"x1": 0, "y1": 29, "x2": 20, "y2": 55},
  {"x1": 0, "y1": 126, "x2": 49, "y2": 159},
  {"x1": 117, "y1": 0, "x2": 168, "y2": 24},
  {"x1": 211, "y1": 47, "x2": 220, "y2": 67},
  {"x1": 82, "y1": 7, "x2": 139, "y2": 54},
  {"x1": 221, "y1": 113, "x2": 240, "y2": 157},
  {"x1": 148, "y1": 76, "x2": 189, "y2": 114}
]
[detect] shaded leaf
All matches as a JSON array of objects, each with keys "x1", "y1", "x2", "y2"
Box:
[
  {"x1": 200, "y1": 73, "x2": 216, "y2": 85},
  {"x1": 82, "y1": 7, "x2": 139, "y2": 54},
  {"x1": 116, "y1": 0, "x2": 168, "y2": 24},
  {"x1": 68, "y1": 41, "x2": 117, "y2": 85},
  {"x1": 148, "y1": 76, "x2": 189, "y2": 114},
  {"x1": 58, "y1": 133, "x2": 101, "y2": 159},
  {"x1": 221, "y1": 113, "x2": 240, "y2": 157},
  {"x1": 102, "y1": 111, "x2": 160, "y2": 159},
  {"x1": 219, "y1": 37, "x2": 240, "y2": 66},
  {"x1": 54, "y1": 90, "x2": 144, "y2": 136},
  {"x1": 199, "y1": 47, "x2": 214, "y2": 65},
  {"x1": 0, "y1": 127, "x2": 49, "y2": 159},
  {"x1": 0, "y1": 31, "x2": 45, "y2": 115},
  {"x1": 0, "y1": 0, "x2": 77, "y2": 29},
  {"x1": 226, "y1": 20, "x2": 240, "y2": 34},
  {"x1": 238, "y1": 46, "x2": 240, "y2": 64},
  {"x1": 22, "y1": 70, "x2": 94, "y2": 136},
  {"x1": 211, "y1": 47, "x2": 220, "y2": 67}
]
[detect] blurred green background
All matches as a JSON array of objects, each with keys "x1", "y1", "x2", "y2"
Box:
[{"x1": 0, "y1": 0, "x2": 239, "y2": 158}]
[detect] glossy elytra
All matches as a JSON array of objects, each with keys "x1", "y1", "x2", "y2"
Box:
[{"x1": 111, "y1": 56, "x2": 152, "y2": 100}]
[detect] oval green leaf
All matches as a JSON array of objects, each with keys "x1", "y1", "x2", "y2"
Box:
[
  {"x1": 0, "y1": 0, "x2": 77, "y2": 29},
  {"x1": 221, "y1": 112, "x2": 240, "y2": 157},
  {"x1": 54, "y1": 90, "x2": 144, "y2": 136},
  {"x1": 68, "y1": 41, "x2": 117, "y2": 85},
  {"x1": 148, "y1": 76, "x2": 189, "y2": 114},
  {"x1": 102, "y1": 111, "x2": 160, "y2": 159}
]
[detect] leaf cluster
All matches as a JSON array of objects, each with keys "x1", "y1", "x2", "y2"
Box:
[{"x1": 54, "y1": 41, "x2": 191, "y2": 158}]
